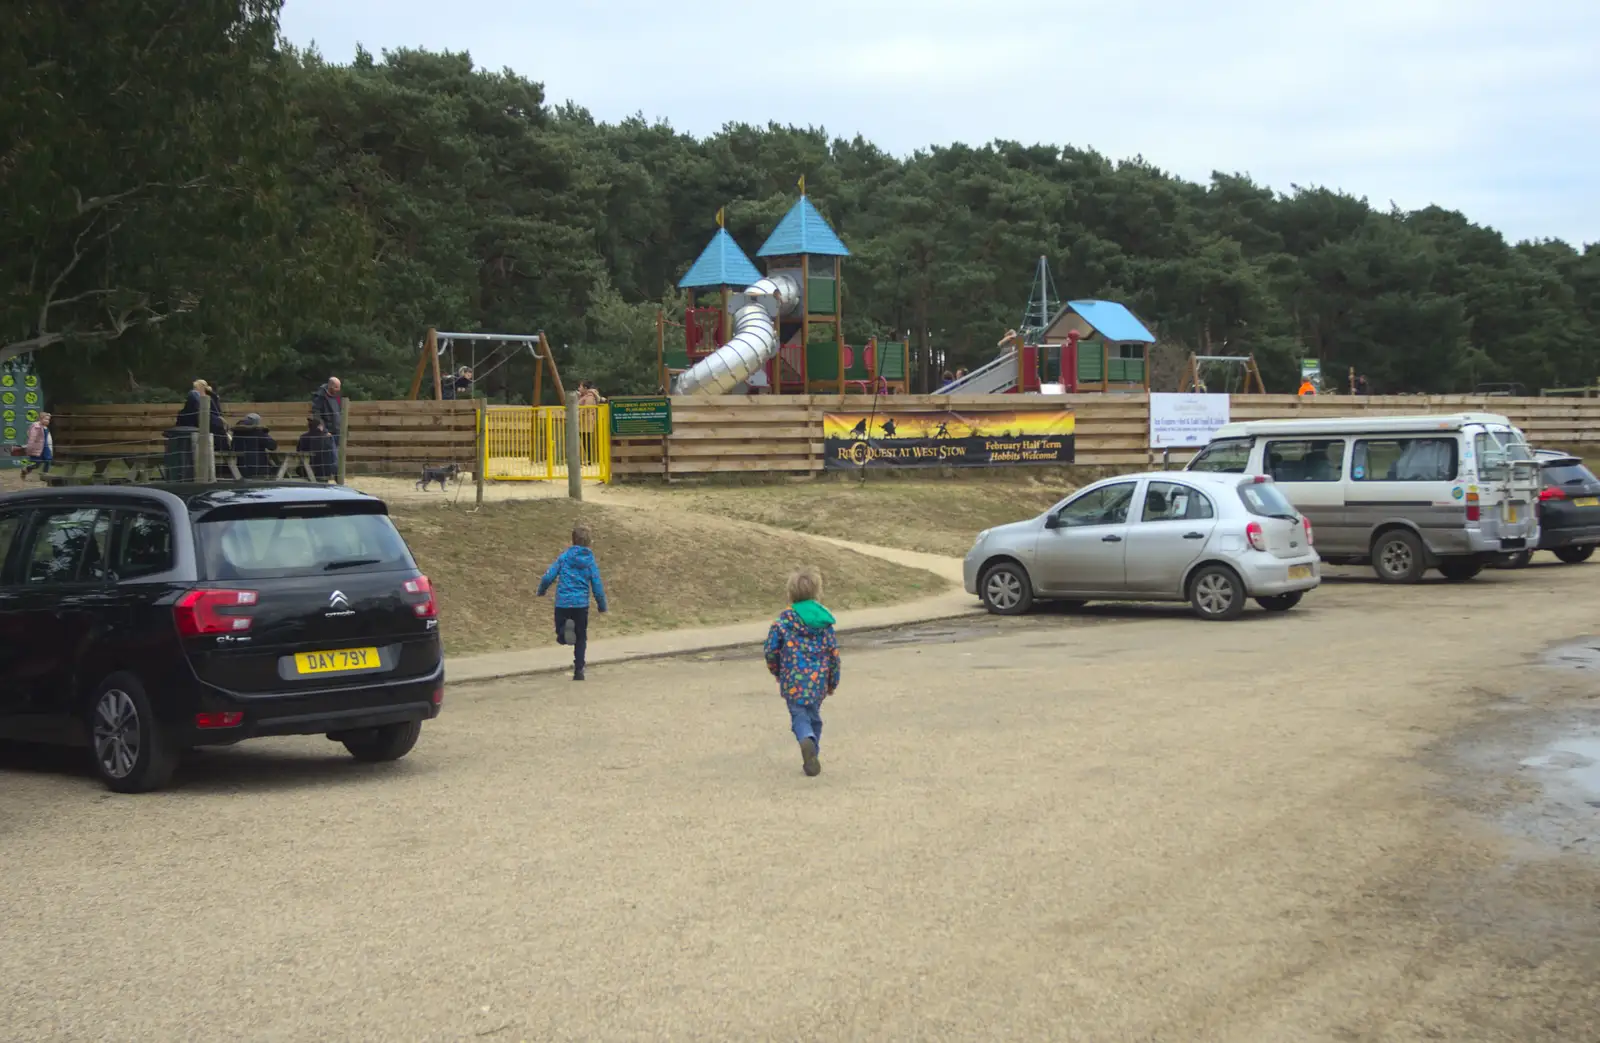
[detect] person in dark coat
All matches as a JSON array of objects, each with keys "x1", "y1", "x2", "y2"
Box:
[
  {"x1": 231, "y1": 413, "x2": 278, "y2": 479},
  {"x1": 296, "y1": 417, "x2": 336, "y2": 482},
  {"x1": 311, "y1": 376, "x2": 343, "y2": 443},
  {"x1": 174, "y1": 379, "x2": 230, "y2": 453}
]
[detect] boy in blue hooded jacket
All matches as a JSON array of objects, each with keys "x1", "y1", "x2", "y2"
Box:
[
  {"x1": 537, "y1": 523, "x2": 608, "y2": 680},
  {"x1": 764, "y1": 566, "x2": 840, "y2": 777}
]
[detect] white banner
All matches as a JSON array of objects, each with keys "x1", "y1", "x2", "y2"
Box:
[{"x1": 1149, "y1": 392, "x2": 1230, "y2": 449}]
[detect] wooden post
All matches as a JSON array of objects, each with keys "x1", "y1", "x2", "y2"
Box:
[
  {"x1": 336, "y1": 400, "x2": 350, "y2": 485},
  {"x1": 800, "y1": 257, "x2": 810, "y2": 393},
  {"x1": 836, "y1": 256, "x2": 845, "y2": 397},
  {"x1": 565, "y1": 390, "x2": 582, "y2": 501},
  {"x1": 534, "y1": 341, "x2": 544, "y2": 406},
  {"x1": 656, "y1": 309, "x2": 666, "y2": 392},
  {"x1": 541, "y1": 332, "x2": 567, "y2": 403},
  {"x1": 196, "y1": 392, "x2": 215, "y2": 483},
  {"x1": 476, "y1": 400, "x2": 486, "y2": 505},
  {"x1": 409, "y1": 328, "x2": 436, "y2": 400}
]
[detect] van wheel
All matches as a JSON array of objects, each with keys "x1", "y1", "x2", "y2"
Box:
[
  {"x1": 1554, "y1": 545, "x2": 1595, "y2": 565},
  {"x1": 1256, "y1": 592, "x2": 1303, "y2": 612},
  {"x1": 980, "y1": 562, "x2": 1034, "y2": 616},
  {"x1": 1189, "y1": 565, "x2": 1246, "y2": 621},
  {"x1": 340, "y1": 719, "x2": 422, "y2": 762},
  {"x1": 1437, "y1": 559, "x2": 1483, "y2": 582},
  {"x1": 1371, "y1": 530, "x2": 1426, "y2": 584},
  {"x1": 87, "y1": 674, "x2": 177, "y2": 793}
]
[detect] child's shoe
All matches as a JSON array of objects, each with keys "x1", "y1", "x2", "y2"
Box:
[
  {"x1": 799, "y1": 737, "x2": 820, "y2": 777},
  {"x1": 562, "y1": 619, "x2": 577, "y2": 645},
  {"x1": 573, "y1": 667, "x2": 585, "y2": 681}
]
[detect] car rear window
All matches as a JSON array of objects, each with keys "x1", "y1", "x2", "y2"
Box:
[
  {"x1": 196, "y1": 511, "x2": 416, "y2": 580},
  {"x1": 1541, "y1": 460, "x2": 1597, "y2": 487},
  {"x1": 1237, "y1": 481, "x2": 1299, "y2": 518}
]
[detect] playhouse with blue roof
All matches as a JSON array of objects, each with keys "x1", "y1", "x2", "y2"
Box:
[{"x1": 667, "y1": 194, "x2": 908, "y2": 395}]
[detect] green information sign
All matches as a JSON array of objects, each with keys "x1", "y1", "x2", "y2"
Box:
[
  {"x1": 1, "y1": 355, "x2": 42, "y2": 469},
  {"x1": 609, "y1": 396, "x2": 673, "y2": 437}
]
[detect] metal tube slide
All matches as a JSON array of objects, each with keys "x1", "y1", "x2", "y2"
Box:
[{"x1": 672, "y1": 274, "x2": 802, "y2": 396}]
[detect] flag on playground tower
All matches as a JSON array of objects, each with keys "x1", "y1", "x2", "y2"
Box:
[
  {"x1": 716, "y1": 207, "x2": 725, "y2": 228},
  {"x1": 798, "y1": 175, "x2": 806, "y2": 195}
]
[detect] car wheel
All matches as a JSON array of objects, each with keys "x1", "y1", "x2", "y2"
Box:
[
  {"x1": 340, "y1": 719, "x2": 422, "y2": 763},
  {"x1": 979, "y1": 562, "x2": 1034, "y2": 616},
  {"x1": 87, "y1": 674, "x2": 177, "y2": 794},
  {"x1": 1554, "y1": 545, "x2": 1595, "y2": 565},
  {"x1": 1189, "y1": 565, "x2": 1246, "y2": 621},
  {"x1": 1437, "y1": 558, "x2": 1483, "y2": 582},
  {"x1": 1256, "y1": 591, "x2": 1303, "y2": 612},
  {"x1": 1371, "y1": 529, "x2": 1426, "y2": 584}
]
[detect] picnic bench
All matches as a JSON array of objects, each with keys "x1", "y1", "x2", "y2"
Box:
[{"x1": 40, "y1": 449, "x2": 333, "y2": 487}]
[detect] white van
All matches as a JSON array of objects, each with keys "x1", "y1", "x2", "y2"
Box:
[{"x1": 1186, "y1": 413, "x2": 1540, "y2": 582}]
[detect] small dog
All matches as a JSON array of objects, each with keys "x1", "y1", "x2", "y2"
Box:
[{"x1": 417, "y1": 462, "x2": 460, "y2": 492}]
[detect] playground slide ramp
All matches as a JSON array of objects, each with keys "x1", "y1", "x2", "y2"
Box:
[
  {"x1": 936, "y1": 349, "x2": 1017, "y2": 395},
  {"x1": 673, "y1": 274, "x2": 802, "y2": 395}
]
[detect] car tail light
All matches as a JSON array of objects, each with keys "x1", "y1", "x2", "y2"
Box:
[
  {"x1": 431, "y1": 685, "x2": 444, "y2": 707},
  {"x1": 1539, "y1": 487, "x2": 1566, "y2": 502},
  {"x1": 1251, "y1": 474, "x2": 1270, "y2": 483},
  {"x1": 1465, "y1": 490, "x2": 1480, "y2": 522},
  {"x1": 404, "y1": 575, "x2": 438, "y2": 618},
  {"x1": 195, "y1": 712, "x2": 244, "y2": 729},
  {"x1": 1302, "y1": 515, "x2": 1314, "y2": 546},
  {"x1": 1245, "y1": 521, "x2": 1267, "y2": 552},
  {"x1": 174, "y1": 589, "x2": 258, "y2": 636}
]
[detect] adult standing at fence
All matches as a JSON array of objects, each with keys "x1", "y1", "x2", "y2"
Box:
[
  {"x1": 21, "y1": 411, "x2": 52, "y2": 480},
  {"x1": 577, "y1": 380, "x2": 605, "y2": 407},
  {"x1": 312, "y1": 376, "x2": 344, "y2": 447}
]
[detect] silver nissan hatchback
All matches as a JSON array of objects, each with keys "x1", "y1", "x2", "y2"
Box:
[{"x1": 963, "y1": 471, "x2": 1321, "y2": 621}]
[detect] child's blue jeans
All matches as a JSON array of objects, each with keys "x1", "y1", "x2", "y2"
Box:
[{"x1": 787, "y1": 701, "x2": 823, "y2": 748}]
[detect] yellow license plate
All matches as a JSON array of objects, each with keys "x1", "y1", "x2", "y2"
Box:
[
  {"x1": 1505, "y1": 505, "x2": 1518, "y2": 523},
  {"x1": 1288, "y1": 565, "x2": 1313, "y2": 581},
  {"x1": 1575, "y1": 497, "x2": 1599, "y2": 508},
  {"x1": 295, "y1": 647, "x2": 381, "y2": 675}
]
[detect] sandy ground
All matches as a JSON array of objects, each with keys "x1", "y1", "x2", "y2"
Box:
[{"x1": 4, "y1": 564, "x2": 1600, "y2": 1041}]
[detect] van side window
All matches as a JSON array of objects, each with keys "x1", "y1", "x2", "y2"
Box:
[
  {"x1": 1352, "y1": 438, "x2": 1458, "y2": 482},
  {"x1": 21, "y1": 508, "x2": 110, "y2": 586},
  {"x1": 1265, "y1": 440, "x2": 1346, "y2": 482},
  {"x1": 1189, "y1": 438, "x2": 1251, "y2": 473}
]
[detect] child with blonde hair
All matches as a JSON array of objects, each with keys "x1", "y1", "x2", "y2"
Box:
[{"x1": 763, "y1": 567, "x2": 840, "y2": 777}]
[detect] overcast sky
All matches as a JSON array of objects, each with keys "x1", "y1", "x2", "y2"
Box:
[{"x1": 281, "y1": 0, "x2": 1599, "y2": 247}]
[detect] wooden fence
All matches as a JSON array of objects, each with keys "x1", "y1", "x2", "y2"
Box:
[
  {"x1": 50, "y1": 393, "x2": 1600, "y2": 482},
  {"x1": 614, "y1": 393, "x2": 1600, "y2": 477},
  {"x1": 50, "y1": 400, "x2": 479, "y2": 475}
]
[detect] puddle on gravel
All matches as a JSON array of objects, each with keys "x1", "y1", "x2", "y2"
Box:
[
  {"x1": 1541, "y1": 639, "x2": 1600, "y2": 672},
  {"x1": 1451, "y1": 637, "x2": 1600, "y2": 861}
]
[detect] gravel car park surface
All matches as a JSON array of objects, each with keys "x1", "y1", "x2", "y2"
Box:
[{"x1": 3, "y1": 564, "x2": 1599, "y2": 1041}]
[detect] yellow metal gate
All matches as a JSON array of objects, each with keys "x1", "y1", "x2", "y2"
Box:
[{"x1": 483, "y1": 405, "x2": 611, "y2": 482}]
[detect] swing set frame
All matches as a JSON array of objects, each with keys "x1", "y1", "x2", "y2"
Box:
[
  {"x1": 408, "y1": 326, "x2": 566, "y2": 404},
  {"x1": 1179, "y1": 353, "x2": 1267, "y2": 395}
]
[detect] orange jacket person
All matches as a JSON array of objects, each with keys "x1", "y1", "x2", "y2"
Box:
[{"x1": 1297, "y1": 379, "x2": 1317, "y2": 396}]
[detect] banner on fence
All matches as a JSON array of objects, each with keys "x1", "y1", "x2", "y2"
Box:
[
  {"x1": 1149, "y1": 392, "x2": 1230, "y2": 449},
  {"x1": 823, "y1": 408, "x2": 1075, "y2": 469}
]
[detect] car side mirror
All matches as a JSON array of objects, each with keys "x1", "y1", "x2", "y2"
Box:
[{"x1": 1044, "y1": 512, "x2": 1062, "y2": 530}]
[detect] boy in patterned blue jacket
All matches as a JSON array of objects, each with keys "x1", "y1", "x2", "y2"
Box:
[
  {"x1": 537, "y1": 523, "x2": 608, "y2": 681},
  {"x1": 764, "y1": 567, "x2": 840, "y2": 777}
]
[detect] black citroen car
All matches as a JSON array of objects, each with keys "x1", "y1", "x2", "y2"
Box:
[
  {"x1": 0, "y1": 483, "x2": 444, "y2": 792},
  {"x1": 1501, "y1": 449, "x2": 1600, "y2": 568}
]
